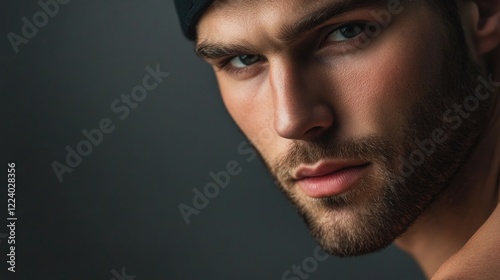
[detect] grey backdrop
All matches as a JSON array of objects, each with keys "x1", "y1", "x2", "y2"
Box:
[{"x1": 3, "y1": 0, "x2": 425, "y2": 279}]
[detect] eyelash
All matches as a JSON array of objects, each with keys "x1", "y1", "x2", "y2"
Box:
[
  {"x1": 320, "y1": 21, "x2": 369, "y2": 49},
  {"x1": 216, "y1": 57, "x2": 262, "y2": 76},
  {"x1": 216, "y1": 59, "x2": 260, "y2": 76},
  {"x1": 218, "y1": 21, "x2": 369, "y2": 76}
]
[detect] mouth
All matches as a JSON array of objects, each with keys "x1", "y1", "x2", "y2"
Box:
[{"x1": 293, "y1": 161, "x2": 371, "y2": 198}]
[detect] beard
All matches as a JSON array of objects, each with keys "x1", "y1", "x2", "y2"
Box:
[{"x1": 259, "y1": 17, "x2": 493, "y2": 257}]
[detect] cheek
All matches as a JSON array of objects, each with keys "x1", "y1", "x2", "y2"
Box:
[
  {"x1": 332, "y1": 9, "x2": 444, "y2": 139},
  {"x1": 217, "y1": 72, "x2": 284, "y2": 157}
]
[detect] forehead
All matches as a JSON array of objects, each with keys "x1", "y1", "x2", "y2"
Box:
[
  {"x1": 209, "y1": 0, "x2": 327, "y2": 14},
  {"x1": 196, "y1": 0, "x2": 389, "y2": 44}
]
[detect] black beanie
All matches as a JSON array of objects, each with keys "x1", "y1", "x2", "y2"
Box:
[{"x1": 174, "y1": 0, "x2": 215, "y2": 40}]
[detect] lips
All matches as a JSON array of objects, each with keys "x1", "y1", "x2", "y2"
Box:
[{"x1": 293, "y1": 161, "x2": 371, "y2": 198}]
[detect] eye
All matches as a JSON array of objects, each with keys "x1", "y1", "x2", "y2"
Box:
[
  {"x1": 228, "y1": 54, "x2": 263, "y2": 68},
  {"x1": 327, "y1": 23, "x2": 367, "y2": 42}
]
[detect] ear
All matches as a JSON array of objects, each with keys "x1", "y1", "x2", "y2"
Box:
[{"x1": 470, "y1": 0, "x2": 500, "y2": 55}]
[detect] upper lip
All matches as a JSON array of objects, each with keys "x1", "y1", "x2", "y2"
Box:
[{"x1": 293, "y1": 160, "x2": 370, "y2": 180}]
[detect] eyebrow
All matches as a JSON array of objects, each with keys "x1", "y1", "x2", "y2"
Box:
[
  {"x1": 195, "y1": 0, "x2": 388, "y2": 61},
  {"x1": 196, "y1": 43, "x2": 259, "y2": 62}
]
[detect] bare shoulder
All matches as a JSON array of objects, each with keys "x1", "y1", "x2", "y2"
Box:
[{"x1": 432, "y1": 204, "x2": 500, "y2": 280}]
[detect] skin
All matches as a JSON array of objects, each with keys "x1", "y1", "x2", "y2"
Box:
[{"x1": 195, "y1": 0, "x2": 500, "y2": 278}]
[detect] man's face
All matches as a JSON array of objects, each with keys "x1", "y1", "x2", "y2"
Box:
[{"x1": 197, "y1": 0, "x2": 490, "y2": 256}]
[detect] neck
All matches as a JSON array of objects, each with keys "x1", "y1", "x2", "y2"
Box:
[{"x1": 395, "y1": 67, "x2": 500, "y2": 279}]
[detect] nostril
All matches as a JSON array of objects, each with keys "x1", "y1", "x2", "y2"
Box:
[{"x1": 305, "y1": 125, "x2": 330, "y2": 139}]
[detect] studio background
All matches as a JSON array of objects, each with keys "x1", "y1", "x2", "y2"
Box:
[{"x1": 3, "y1": 0, "x2": 425, "y2": 279}]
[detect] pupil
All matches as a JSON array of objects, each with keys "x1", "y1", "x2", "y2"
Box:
[
  {"x1": 239, "y1": 55, "x2": 259, "y2": 65},
  {"x1": 340, "y1": 24, "x2": 364, "y2": 39}
]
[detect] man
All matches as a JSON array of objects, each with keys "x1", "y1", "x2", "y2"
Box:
[{"x1": 174, "y1": 0, "x2": 500, "y2": 278}]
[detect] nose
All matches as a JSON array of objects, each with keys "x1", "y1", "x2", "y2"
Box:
[{"x1": 269, "y1": 61, "x2": 335, "y2": 141}]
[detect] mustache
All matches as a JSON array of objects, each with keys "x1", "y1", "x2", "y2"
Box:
[{"x1": 270, "y1": 135, "x2": 397, "y2": 184}]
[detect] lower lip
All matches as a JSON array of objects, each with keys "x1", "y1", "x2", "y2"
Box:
[{"x1": 297, "y1": 164, "x2": 370, "y2": 198}]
